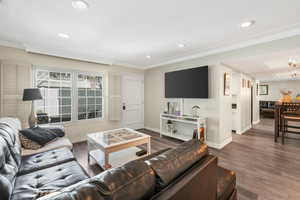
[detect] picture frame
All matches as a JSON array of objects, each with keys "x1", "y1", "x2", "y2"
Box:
[
  {"x1": 224, "y1": 72, "x2": 230, "y2": 96},
  {"x1": 259, "y1": 85, "x2": 268, "y2": 95}
]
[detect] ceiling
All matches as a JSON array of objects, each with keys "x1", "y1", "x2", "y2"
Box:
[
  {"x1": 1, "y1": 0, "x2": 300, "y2": 69},
  {"x1": 223, "y1": 48, "x2": 300, "y2": 81}
]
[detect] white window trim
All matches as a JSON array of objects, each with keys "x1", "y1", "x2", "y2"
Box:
[{"x1": 33, "y1": 66, "x2": 105, "y2": 125}]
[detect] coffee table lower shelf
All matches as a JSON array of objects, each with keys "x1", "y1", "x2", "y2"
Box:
[{"x1": 89, "y1": 147, "x2": 146, "y2": 169}]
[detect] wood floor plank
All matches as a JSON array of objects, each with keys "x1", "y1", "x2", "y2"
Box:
[{"x1": 73, "y1": 118, "x2": 300, "y2": 200}]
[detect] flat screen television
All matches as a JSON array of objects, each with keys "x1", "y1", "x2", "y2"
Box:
[{"x1": 165, "y1": 66, "x2": 208, "y2": 98}]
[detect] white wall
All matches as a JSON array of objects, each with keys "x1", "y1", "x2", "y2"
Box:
[
  {"x1": 259, "y1": 80, "x2": 300, "y2": 101},
  {"x1": 253, "y1": 81, "x2": 260, "y2": 124},
  {"x1": 0, "y1": 45, "x2": 144, "y2": 143},
  {"x1": 240, "y1": 74, "x2": 253, "y2": 133},
  {"x1": 231, "y1": 72, "x2": 259, "y2": 134}
]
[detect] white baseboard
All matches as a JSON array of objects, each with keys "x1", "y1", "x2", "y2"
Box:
[
  {"x1": 253, "y1": 120, "x2": 260, "y2": 125},
  {"x1": 237, "y1": 125, "x2": 252, "y2": 135},
  {"x1": 144, "y1": 127, "x2": 160, "y2": 133},
  {"x1": 206, "y1": 136, "x2": 232, "y2": 150},
  {"x1": 144, "y1": 127, "x2": 233, "y2": 149}
]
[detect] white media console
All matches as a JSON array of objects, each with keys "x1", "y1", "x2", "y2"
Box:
[{"x1": 160, "y1": 113, "x2": 207, "y2": 142}]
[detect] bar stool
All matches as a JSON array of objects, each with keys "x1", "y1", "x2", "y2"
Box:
[{"x1": 281, "y1": 102, "x2": 300, "y2": 144}]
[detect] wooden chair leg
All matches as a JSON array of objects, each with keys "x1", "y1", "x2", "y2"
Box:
[
  {"x1": 282, "y1": 119, "x2": 286, "y2": 144},
  {"x1": 282, "y1": 120, "x2": 285, "y2": 144}
]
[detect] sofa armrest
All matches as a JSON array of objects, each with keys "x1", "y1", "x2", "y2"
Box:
[{"x1": 151, "y1": 155, "x2": 218, "y2": 200}]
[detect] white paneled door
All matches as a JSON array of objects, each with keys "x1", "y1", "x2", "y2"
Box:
[{"x1": 122, "y1": 75, "x2": 144, "y2": 129}]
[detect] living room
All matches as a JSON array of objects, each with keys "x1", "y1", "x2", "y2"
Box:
[{"x1": 1, "y1": 1, "x2": 300, "y2": 200}]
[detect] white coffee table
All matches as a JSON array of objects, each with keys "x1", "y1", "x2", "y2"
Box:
[{"x1": 87, "y1": 128, "x2": 151, "y2": 169}]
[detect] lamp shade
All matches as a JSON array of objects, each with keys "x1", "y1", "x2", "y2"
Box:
[{"x1": 23, "y1": 88, "x2": 42, "y2": 101}]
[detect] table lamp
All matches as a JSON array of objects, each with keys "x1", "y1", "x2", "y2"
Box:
[{"x1": 23, "y1": 88, "x2": 42, "y2": 128}]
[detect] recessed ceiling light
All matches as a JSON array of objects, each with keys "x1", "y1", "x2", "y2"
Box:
[
  {"x1": 178, "y1": 44, "x2": 185, "y2": 48},
  {"x1": 72, "y1": 0, "x2": 89, "y2": 10},
  {"x1": 146, "y1": 55, "x2": 151, "y2": 59},
  {"x1": 58, "y1": 33, "x2": 70, "y2": 39},
  {"x1": 240, "y1": 20, "x2": 255, "y2": 28}
]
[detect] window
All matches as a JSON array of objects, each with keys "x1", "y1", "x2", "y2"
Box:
[
  {"x1": 34, "y1": 68, "x2": 103, "y2": 124},
  {"x1": 77, "y1": 73, "x2": 103, "y2": 120}
]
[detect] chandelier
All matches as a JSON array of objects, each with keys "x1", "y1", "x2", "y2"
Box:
[{"x1": 288, "y1": 58, "x2": 300, "y2": 68}]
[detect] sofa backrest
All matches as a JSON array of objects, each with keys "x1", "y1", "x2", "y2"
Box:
[
  {"x1": 0, "y1": 136, "x2": 20, "y2": 200},
  {"x1": 145, "y1": 139, "x2": 208, "y2": 191},
  {"x1": 0, "y1": 123, "x2": 22, "y2": 166},
  {"x1": 0, "y1": 118, "x2": 22, "y2": 132},
  {"x1": 0, "y1": 118, "x2": 22, "y2": 200},
  {"x1": 39, "y1": 139, "x2": 216, "y2": 200}
]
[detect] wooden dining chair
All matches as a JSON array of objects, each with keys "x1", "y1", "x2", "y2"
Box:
[{"x1": 281, "y1": 102, "x2": 300, "y2": 144}]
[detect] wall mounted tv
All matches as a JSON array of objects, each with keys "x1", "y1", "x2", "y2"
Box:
[{"x1": 165, "y1": 66, "x2": 208, "y2": 98}]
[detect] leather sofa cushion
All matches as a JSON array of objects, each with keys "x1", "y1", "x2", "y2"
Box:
[
  {"x1": 217, "y1": 167, "x2": 236, "y2": 200},
  {"x1": 11, "y1": 161, "x2": 88, "y2": 200},
  {"x1": 36, "y1": 180, "x2": 106, "y2": 200},
  {"x1": 18, "y1": 147, "x2": 75, "y2": 176},
  {"x1": 145, "y1": 139, "x2": 208, "y2": 190},
  {"x1": 0, "y1": 137, "x2": 19, "y2": 200},
  {"x1": 39, "y1": 160, "x2": 155, "y2": 200}
]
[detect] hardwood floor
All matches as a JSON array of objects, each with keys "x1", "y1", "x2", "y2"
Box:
[{"x1": 73, "y1": 118, "x2": 300, "y2": 200}]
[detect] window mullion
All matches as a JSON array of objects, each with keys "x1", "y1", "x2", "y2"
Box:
[{"x1": 73, "y1": 71, "x2": 78, "y2": 121}]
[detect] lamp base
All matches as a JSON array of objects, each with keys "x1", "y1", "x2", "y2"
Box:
[
  {"x1": 28, "y1": 113, "x2": 37, "y2": 128},
  {"x1": 28, "y1": 101, "x2": 37, "y2": 128}
]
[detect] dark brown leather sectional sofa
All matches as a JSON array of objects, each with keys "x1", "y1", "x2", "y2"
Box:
[
  {"x1": 41, "y1": 140, "x2": 237, "y2": 200},
  {"x1": 0, "y1": 119, "x2": 236, "y2": 200}
]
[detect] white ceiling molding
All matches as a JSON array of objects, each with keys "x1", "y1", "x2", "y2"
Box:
[
  {"x1": 260, "y1": 77, "x2": 300, "y2": 82},
  {"x1": 25, "y1": 45, "x2": 114, "y2": 66},
  {"x1": 0, "y1": 40, "x2": 25, "y2": 50},
  {"x1": 145, "y1": 27, "x2": 300, "y2": 69},
  {"x1": 25, "y1": 45, "x2": 144, "y2": 69},
  {"x1": 0, "y1": 39, "x2": 144, "y2": 69}
]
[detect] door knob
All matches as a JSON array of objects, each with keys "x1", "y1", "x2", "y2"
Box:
[{"x1": 122, "y1": 103, "x2": 126, "y2": 110}]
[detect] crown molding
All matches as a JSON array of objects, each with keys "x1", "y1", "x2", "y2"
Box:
[
  {"x1": 259, "y1": 77, "x2": 300, "y2": 82},
  {"x1": 145, "y1": 27, "x2": 300, "y2": 69},
  {"x1": 0, "y1": 40, "x2": 142, "y2": 69},
  {"x1": 26, "y1": 46, "x2": 143, "y2": 69},
  {"x1": 0, "y1": 40, "x2": 25, "y2": 50}
]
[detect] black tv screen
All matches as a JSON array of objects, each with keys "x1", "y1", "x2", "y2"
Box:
[{"x1": 165, "y1": 66, "x2": 208, "y2": 98}]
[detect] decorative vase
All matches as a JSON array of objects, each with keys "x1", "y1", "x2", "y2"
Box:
[
  {"x1": 296, "y1": 94, "x2": 300, "y2": 102},
  {"x1": 280, "y1": 90, "x2": 292, "y2": 103}
]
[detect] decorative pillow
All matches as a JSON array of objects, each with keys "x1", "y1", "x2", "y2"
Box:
[
  {"x1": 19, "y1": 127, "x2": 59, "y2": 146},
  {"x1": 44, "y1": 127, "x2": 65, "y2": 137},
  {"x1": 19, "y1": 133, "x2": 42, "y2": 150}
]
